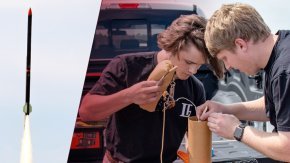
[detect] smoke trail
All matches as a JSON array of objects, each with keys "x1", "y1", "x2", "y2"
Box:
[{"x1": 20, "y1": 115, "x2": 33, "y2": 163}]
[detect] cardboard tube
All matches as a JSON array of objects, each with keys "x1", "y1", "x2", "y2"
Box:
[
  {"x1": 188, "y1": 116, "x2": 212, "y2": 163},
  {"x1": 139, "y1": 60, "x2": 176, "y2": 112}
]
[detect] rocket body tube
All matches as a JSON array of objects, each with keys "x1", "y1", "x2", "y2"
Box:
[{"x1": 24, "y1": 8, "x2": 32, "y2": 115}]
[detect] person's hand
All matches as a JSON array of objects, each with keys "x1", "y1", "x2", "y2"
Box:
[
  {"x1": 207, "y1": 113, "x2": 240, "y2": 140},
  {"x1": 126, "y1": 80, "x2": 162, "y2": 105},
  {"x1": 196, "y1": 101, "x2": 225, "y2": 121}
]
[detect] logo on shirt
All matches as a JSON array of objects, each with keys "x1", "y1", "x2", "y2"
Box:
[
  {"x1": 175, "y1": 97, "x2": 196, "y2": 118},
  {"x1": 180, "y1": 103, "x2": 193, "y2": 117}
]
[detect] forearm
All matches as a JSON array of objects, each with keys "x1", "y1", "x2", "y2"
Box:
[
  {"x1": 79, "y1": 89, "x2": 132, "y2": 121},
  {"x1": 225, "y1": 96, "x2": 268, "y2": 121},
  {"x1": 242, "y1": 127, "x2": 290, "y2": 162}
]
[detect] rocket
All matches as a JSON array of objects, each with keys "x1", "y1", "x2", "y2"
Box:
[{"x1": 23, "y1": 8, "x2": 32, "y2": 115}]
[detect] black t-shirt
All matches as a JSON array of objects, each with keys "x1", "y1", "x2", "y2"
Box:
[
  {"x1": 264, "y1": 30, "x2": 290, "y2": 132},
  {"x1": 90, "y1": 52, "x2": 206, "y2": 162}
]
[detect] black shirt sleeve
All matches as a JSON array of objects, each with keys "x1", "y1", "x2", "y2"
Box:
[
  {"x1": 272, "y1": 73, "x2": 290, "y2": 131},
  {"x1": 89, "y1": 56, "x2": 127, "y2": 95}
]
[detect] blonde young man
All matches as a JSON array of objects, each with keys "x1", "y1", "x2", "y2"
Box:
[
  {"x1": 197, "y1": 3, "x2": 290, "y2": 162},
  {"x1": 79, "y1": 14, "x2": 223, "y2": 162}
]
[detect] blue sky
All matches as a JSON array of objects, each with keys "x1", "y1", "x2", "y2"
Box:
[
  {"x1": 1, "y1": 0, "x2": 290, "y2": 162},
  {"x1": 0, "y1": 0, "x2": 100, "y2": 162}
]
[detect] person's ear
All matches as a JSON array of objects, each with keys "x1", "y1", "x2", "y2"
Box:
[{"x1": 234, "y1": 38, "x2": 248, "y2": 52}]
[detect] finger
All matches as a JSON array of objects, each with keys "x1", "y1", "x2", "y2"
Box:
[
  {"x1": 196, "y1": 103, "x2": 206, "y2": 119},
  {"x1": 138, "y1": 95, "x2": 157, "y2": 105},
  {"x1": 199, "y1": 107, "x2": 210, "y2": 121},
  {"x1": 142, "y1": 85, "x2": 162, "y2": 94},
  {"x1": 142, "y1": 80, "x2": 159, "y2": 87},
  {"x1": 200, "y1": 106, "x2": 208, "y2": 119},
  {"x1": 207, "y1": 116, "x2": 214, "y2": 123},
  {"x1": 209, "y1": 112, "x2": 222, "y2": 119},
  {"x1": 207, "y1": 121, "x2": 217, "y2": 133},
  {"x1": 146, "y1": 92, "x2": 162, "y2": 101}
]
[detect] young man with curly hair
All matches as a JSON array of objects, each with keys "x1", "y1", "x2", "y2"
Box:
[{"x1": 79, "y1": 14, "x2": 223, "y2": 162}]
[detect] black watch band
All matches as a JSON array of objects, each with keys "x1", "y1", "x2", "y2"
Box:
[{"x1": 233, "y1": 123, "x2": 247, "y2": 141}]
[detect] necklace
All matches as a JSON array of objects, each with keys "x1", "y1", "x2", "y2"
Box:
[{"x1": 162, "y1": 80, "x2": 176, "y2": 110}]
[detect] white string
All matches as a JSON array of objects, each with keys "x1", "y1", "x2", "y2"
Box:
[
  {"x1": 160, "y1": 81, "x2": 175, "y2": 163},
  {"x1": 159, "y1": 80, "x2": 197, "y2": 163},
  {"x1": 160, "y1": 103, "x2": 166, "y2": 163},
  {"x1": 176, "y1": 97, "x2": 197, "y2": 113}
]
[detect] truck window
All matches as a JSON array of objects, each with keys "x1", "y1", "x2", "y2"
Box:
[
  {"x1": 112, "y1": 19, "x2": 147, "y2": 50},
  {"x1": 95, "y1": 25, "x2": 109, "y2": 50}
]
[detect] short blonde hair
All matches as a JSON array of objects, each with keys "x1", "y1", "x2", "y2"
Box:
[{"x1": 205, "y1": 3, "x2": 271, "y2": 56}]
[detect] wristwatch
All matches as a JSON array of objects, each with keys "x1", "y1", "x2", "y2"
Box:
[{"x1": 233, "y1": 123, "x2": 247, "y2": 141}]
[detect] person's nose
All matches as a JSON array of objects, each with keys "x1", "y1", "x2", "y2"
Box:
[{"x1": 189, "y1": 64, "x2": 200, "y2": 74}]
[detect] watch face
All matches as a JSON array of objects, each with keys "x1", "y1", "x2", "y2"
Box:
[{"x1": 234, "y1": 127, "x2": 243, "y2": 141}]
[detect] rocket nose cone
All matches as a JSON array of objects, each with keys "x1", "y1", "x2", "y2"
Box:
[{"x1": 28, "y1": 8, "x2": 32, "y2": 16}]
